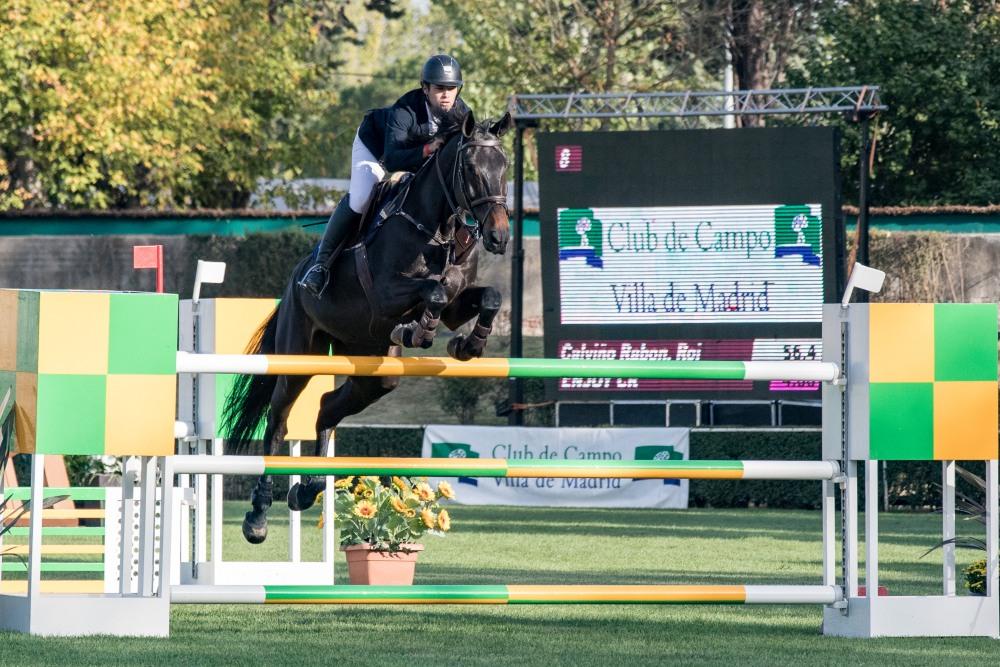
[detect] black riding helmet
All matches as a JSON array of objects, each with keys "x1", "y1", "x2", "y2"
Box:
[{"x1": 421, "y1": 54, "x2": 463, "y2": 88}]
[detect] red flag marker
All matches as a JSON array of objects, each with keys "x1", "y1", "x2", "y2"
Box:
[{"x1": 133, "y1": 245, "x2": 164, "y2": 293}]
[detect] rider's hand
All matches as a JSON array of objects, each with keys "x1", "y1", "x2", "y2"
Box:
[{"x1": 422, "y1": 138, "x2": 444, "y2": 158}]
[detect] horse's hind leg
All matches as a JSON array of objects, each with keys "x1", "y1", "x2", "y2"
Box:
[
  {"x1": 242, "y1": 374, "x2": 311, "y2": 543},
  {"x1": 442, "y1": 286, "x2": 503, "y2": 361},
  {"x1": 391, "y1": 280, "x2": 448, "y2": 349},
  {"x1": 287, "y1": 351, "x2": 402, "y2": 512}
]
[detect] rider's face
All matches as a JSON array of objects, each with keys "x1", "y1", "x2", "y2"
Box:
[{"x1": 424, "y1": 84, "x2": 459, "y2": 114}]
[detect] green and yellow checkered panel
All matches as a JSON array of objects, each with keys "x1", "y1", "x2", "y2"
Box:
[
  {"x1": 868, "y1": 303, "x2": 998, "y2": 460},
  {"x1": 0, "y1": 290, "x2": 178, "y2": 456}
]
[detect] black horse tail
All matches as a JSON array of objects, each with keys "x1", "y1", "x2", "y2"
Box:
[{"x1": 220, "y1": 306, "x2": 280, "y2": 454}]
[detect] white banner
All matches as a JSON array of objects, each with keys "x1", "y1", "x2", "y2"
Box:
[
  {"x1": 422, "y1": 426, "x2": 689, "y2": 509},
  {"x1": 558, "y1": 204, "x2": 823, "y2": 324}
]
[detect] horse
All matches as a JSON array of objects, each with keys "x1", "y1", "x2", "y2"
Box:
[{"x1": 221, "y1": 109, "x2": 513, "y2": 543}]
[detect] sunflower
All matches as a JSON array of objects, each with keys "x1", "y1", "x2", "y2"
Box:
[
  {"x1": 390, "y1": 497, "x2": 409, "y2": 514},
  {"x1": 333, "y1": 476, "x2": 355, "y2": 489},
  {"x1": 352, "y1": 500, "x2": 377, "y2": 519},
  {"x1": 391, "y1": 476, "x2": 409, "y2": 492},
  {"x1": 436, "y1": 481, "x2": 455, "y2": 499},
  {"x1": 420, "y1": 508, "x2": 436, "y2": 528},
  {"x1": 414, "y1": 482, "x2": 435, "y2": 502},
  {"x1": 437, "y1": 509, "x2": 451, "y2": 532}
]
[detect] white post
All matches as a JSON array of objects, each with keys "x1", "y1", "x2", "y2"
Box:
[
  {"x1": 323, "y1": 433, "x2": 335, "y2": 575},
  {"x1": 942, "y1": 460, "x2": 956, "y2": 595},
  {"x1": 845, "y1": 460, "x2": 859, "y2": 597},
  {"x1": 26, "y1": 454, "x2": 45, "y2": 602},
  {"x1": 289, "y1": 440, "x2": 301, "y2": 563},
  {"x1": 864, "y1": 460, "x2": 878, "y2": 597},
  {"x1": 137, "y1": 456, "x2": 157, "y2": 597},
  {"x1": 177, "y1": 440, "x2": 190, "y2": 570},
  {"x1": 159, "y1": 455, "x2": 174, "y2": 599},
  {"x1": 822, "y1": 478, "x2": 836, "y2": 587},
  {"x1": 211, "y1": 438, "x2": 224, "y2": 568},
  {"x1": 119, "y1": 456, "x2": 139, "y2": 595},
  {"x1": 195, "y1": 439, "x2": 208, "y2": 564},
  {"x1": 987, "y1": 460, "x2": 998, "y2": 603}
]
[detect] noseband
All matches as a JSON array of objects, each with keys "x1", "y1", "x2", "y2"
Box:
[{"x1": 434, "y1": 134, "x2": 509, "y2": 238}]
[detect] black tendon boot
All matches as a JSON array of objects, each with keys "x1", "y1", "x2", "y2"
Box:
[{"x1": 298, "y1": 196, "x2": 362, "y2": 297}]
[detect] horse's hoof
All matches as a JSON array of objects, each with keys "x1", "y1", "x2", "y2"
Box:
[
  {"x1": 447, "y1": 335, "x2": 464, "y2": 359},
  {"x1": 447, "y1": 335, "x2": 474, "y2": 361},
  {"x1": 391, "y1": 324, "x2": 419, "y2": 348},
  {"x1": 287, "y1": 482, "x2": 316, "y2": 512},
  {"x1": 242, "y1": 511, "x2": 268, "y2": 544}
]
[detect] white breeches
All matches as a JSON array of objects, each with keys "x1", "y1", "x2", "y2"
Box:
[{"x1": 349, "y1": 132, "x2": 386, "y2": 214}]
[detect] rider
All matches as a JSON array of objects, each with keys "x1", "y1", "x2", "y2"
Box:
[{"x1": 298, "y1": 54, "x2": 471, "y2": 297}]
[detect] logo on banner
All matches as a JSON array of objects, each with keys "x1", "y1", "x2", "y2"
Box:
[
  {"x1": 634, "y1": 444, "x2": 683, "y2": 486},
  {"x1": 773, "y1": 205, "x2": 821, "y2": 267},
  {"x1": 430, "y1": 442, "x2": 479, "y2": 486},
  {"x1": 558, "y1": 208, "x2": 604, "y2": 268}
]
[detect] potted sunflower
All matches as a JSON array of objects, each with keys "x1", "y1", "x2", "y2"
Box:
[{"x1": 321, "y1": 475, "x2": 455, "y2": 585}]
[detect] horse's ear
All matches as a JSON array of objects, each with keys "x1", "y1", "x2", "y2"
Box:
[
  {"x1": 489, "y1": 112, "x2": 514, "y2": 137},
  {"x1": 462, "y1": 110, "x2": 476, "y2": 138}
]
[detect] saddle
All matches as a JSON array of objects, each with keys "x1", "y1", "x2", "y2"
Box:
[{"x1": 352, "y1": 172, "x2": 413, "y2": 247}]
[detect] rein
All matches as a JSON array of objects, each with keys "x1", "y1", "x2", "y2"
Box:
[{"x1": 434, "y1": 134, "x2": 509, "y2": 242}]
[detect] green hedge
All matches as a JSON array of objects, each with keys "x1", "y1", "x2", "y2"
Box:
[
  {"x1": 334, "y1": 426, "x2": 983, "y2": 510},
  {"x1": 181, "y1": 230, "x2": 317, "y2": 298}
]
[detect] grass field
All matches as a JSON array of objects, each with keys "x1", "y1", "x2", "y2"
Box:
[{"x1": 2, "y1": 502, "x2": 999, "y2": 665}]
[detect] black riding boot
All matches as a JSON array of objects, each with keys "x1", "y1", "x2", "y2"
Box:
[{"x1": 298, "y1": 196, "x2": 361, "y2": 297}]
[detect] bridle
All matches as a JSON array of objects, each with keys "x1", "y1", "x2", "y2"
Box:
[{"x1": 434, "y1": 133, "x2": 509, "y2": 241}]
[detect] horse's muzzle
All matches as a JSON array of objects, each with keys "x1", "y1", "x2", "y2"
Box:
[
  {"x1": 484, "y1": 228, "x2": 509, "y2": 254},
  {"x1": 483, "y1": 209, "x2": 510, "y2": 254}
]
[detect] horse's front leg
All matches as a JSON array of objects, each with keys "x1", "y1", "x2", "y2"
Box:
[
  {"x1": 441, "y1": 285, "x2": 502, "y2": 361},
  {"x1": 242, "y1": 376, "x2": 306, "y2": 543},
  {"x1": 390, "y1": 280, "x2": 447, "y2": 349}
]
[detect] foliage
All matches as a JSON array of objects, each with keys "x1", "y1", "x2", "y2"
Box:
[
  {"x1": 435, "y1": 0, "x2": 710, "y2": 97},
  {"x1": 438, "y1": 376, "x2": 506, "y2": 424},
  {"x1": 64, "y1": 455, "x2": 121, "y2": 486},
  {"x1": 335, "y1": 426, "x2": 425, "y2": 458},
  {"x1": 964, "y1": 559, "x2": 987, "y2": 595},
  {"x1": 791, "y1": 0, "x2": 1000, "y2": 205},
  {"x1": 692, "y1": 1, "x2": 830, "y2": 127},
  {"x1": 922, "y1": 464, "x2": 995, "y2": 593},
  {"x1": 180, "y1": 229, "x2": 318, "y2": 299},
  {"x1": 333, "y1": 426, "x2": 972, "y2": 510},
  {"x1": 0, "y1": 0, "x2": 406, "y2": 209},
  {"x1": 326, "y1": 475, "x2": 454, "y2": 551},
  {"x1": 868, "y1": 231, "x2": 972, "y2": 303}
]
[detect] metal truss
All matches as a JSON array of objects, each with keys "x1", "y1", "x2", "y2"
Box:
[{"x1": 508, "y1": 86, "x2": 885, "y2": 121}]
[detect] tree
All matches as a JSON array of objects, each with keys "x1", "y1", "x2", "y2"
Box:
[
  {"x1": 434, "y1": 0, "x2": 715, "y2": 100},
  {"x1": 0, "y1": 1, "x2": 216, "y2": 209},
  {"x1": 792, "y1": 0, "x2": 1000, "y2": 205},
  {"x1": 692, "y1": 1, "x2": 828, "y2": 126},
  {"x1": 0, "y1": 0, "x2": 407, "y2": 210}
]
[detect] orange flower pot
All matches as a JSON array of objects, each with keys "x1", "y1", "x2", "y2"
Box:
[{"x1": 342, "y1": 543, "x2": 424, "y2": 585}]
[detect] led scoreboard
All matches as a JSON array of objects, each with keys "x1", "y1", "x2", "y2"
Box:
[{"x1": 539, "y1": 128, "x2": 843, "y2": 400}]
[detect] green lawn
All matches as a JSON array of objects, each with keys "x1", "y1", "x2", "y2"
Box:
[{"x1": 2, "y1": 503, "x2": 998, "y2": 665}]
